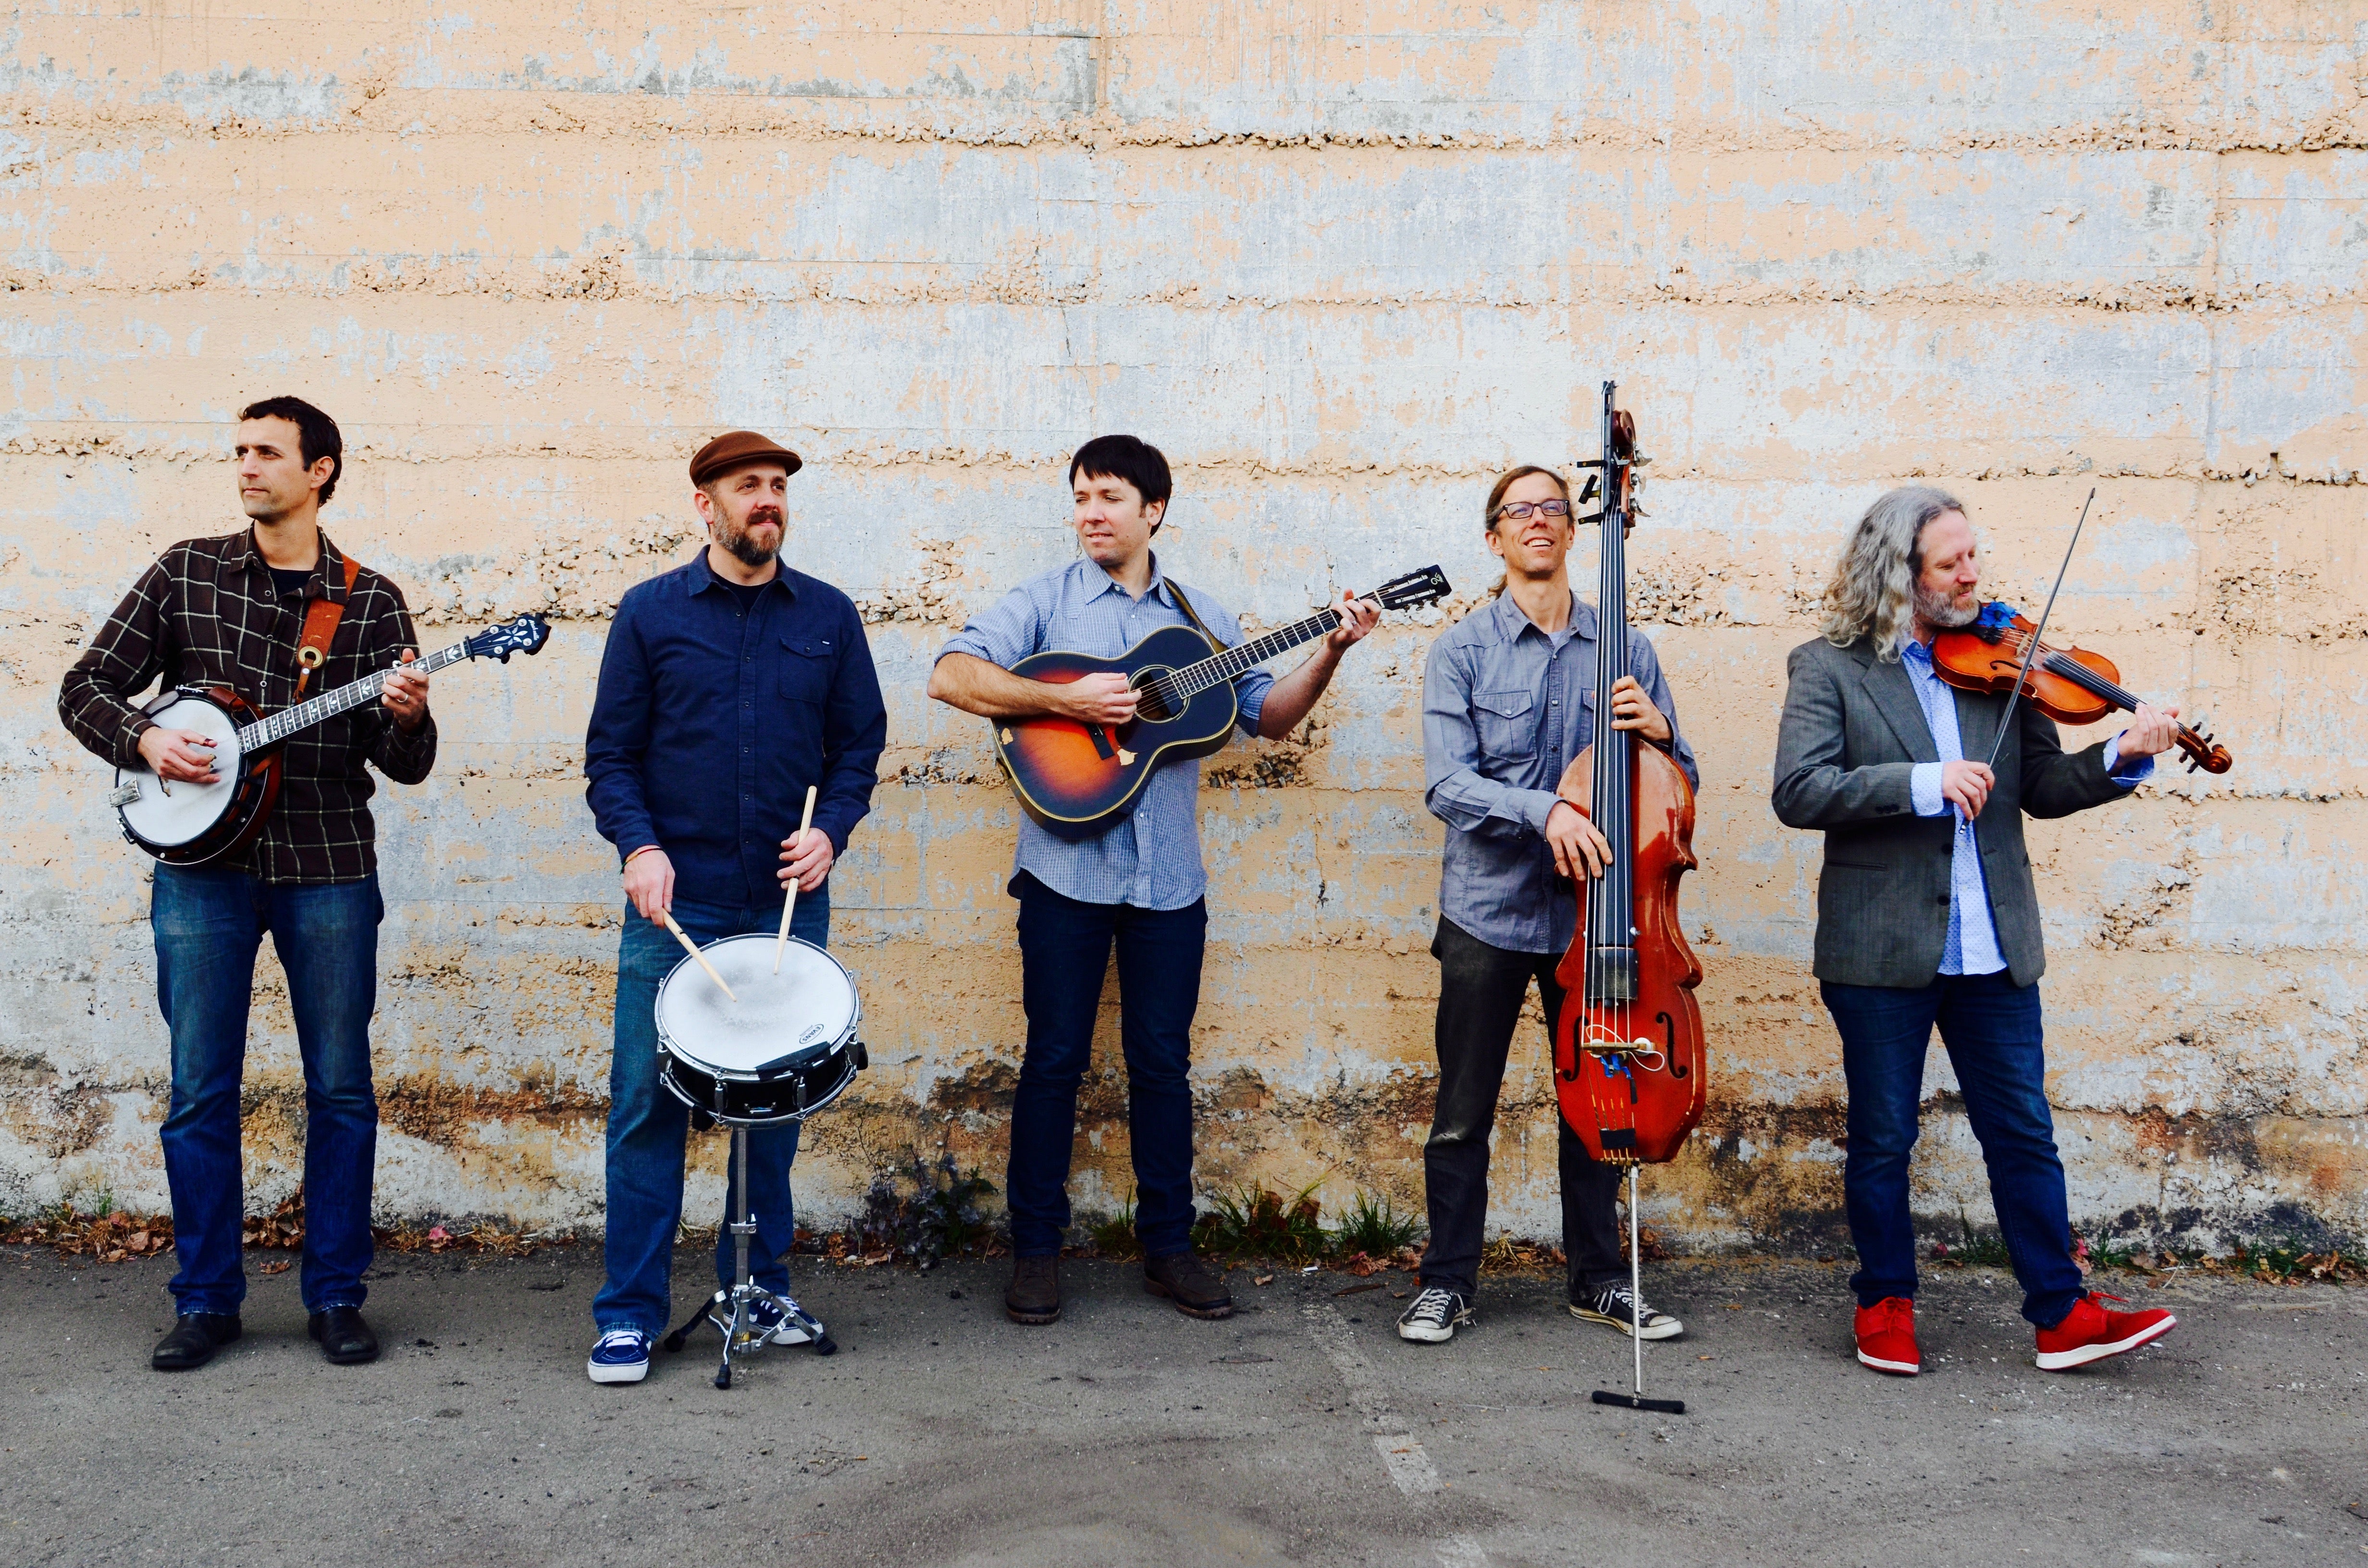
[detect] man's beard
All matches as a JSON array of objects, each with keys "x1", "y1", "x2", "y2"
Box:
[
  {"x1": 1912, "y1": 582, "x2": 1978, "y2": 629},
  {"x1": 721, "y1": 509, "x2": 782, "y2": 568}
]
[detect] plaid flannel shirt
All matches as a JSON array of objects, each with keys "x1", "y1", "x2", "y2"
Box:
[{"x1": 58, "y1": 529, "x2": 439, "y2": 884}]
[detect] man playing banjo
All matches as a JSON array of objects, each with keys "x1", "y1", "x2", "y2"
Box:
[
  {"x1": 59, "y1": 395, "x2": 436, "y2": 1372},
  {"x1": 581, "y1": 430, "x2": 887, "y2": 1385}
]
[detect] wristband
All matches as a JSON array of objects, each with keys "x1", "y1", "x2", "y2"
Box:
[{"x1": 622, "y1": 845, "x2": 662, "y2": 870}]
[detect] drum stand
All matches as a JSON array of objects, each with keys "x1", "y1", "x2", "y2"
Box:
[{"x1": 661, "y1": 1120, "x2": 836, "y2": 1388}]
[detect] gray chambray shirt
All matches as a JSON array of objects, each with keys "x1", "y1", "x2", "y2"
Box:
[
  {"x1": 1422, "y1": 590, "x2": 1698, "y2": 956},
  {"x1": 937, "y1": 555, "x2": 1273, "y2": 910}
]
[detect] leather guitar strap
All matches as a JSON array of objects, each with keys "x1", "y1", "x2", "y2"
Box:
[
  {"x1": 1161, "y1": 576, "x2": 1221, "y2": 653},
  {"x1": 293, "y1": 554, "x2": 363, "y2": 698}
]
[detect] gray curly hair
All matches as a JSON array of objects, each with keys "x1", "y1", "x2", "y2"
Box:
[{"x1": 1818, "y1": 485, "x2": 1967, "y2": 660}]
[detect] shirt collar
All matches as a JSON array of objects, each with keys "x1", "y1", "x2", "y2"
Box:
[
  {"x1": 1083, "y1": 552, "x2": 1171, "y2": 606},
  {"x1": 236, "y1": 527, "x2": 346, "y2": 600},
  {"x1": 1899, "y1": 634, "x2": 1934, "y2": 667},
  {"x1": 688, "y1": 548, "x2": 795, "y2": 600},
  {"x1": 1492, "y1": 587, "x2": 1594, "y2": 642}
]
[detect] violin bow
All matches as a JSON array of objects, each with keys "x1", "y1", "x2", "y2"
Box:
[{"x1": 1982, "y1": 487, "x2": 2096, "y2": 772}]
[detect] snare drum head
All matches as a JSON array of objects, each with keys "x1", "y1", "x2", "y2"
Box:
[{"x1": 654, "y1": 934, "x2": 858, "y2": 1075}]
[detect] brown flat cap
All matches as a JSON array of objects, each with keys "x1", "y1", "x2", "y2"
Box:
[{"x1": 690, "y1": 429, "x2": 803, "y2": 486}]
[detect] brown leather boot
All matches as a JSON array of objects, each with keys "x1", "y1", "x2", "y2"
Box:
[
  {"x1": 1143, "y1": 1250, "x2": 1234, "y2": 1319},
  {"x1": 1005, "y1": 1255, "x2": 1061, "y2": 1325}
]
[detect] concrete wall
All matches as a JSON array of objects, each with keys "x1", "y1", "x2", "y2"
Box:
[{"x1": 4, "y1": 1, "x2": 2363, "y2": 1251}]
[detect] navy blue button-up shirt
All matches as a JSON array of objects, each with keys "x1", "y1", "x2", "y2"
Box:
[{"x1": 585, "y1": 551, "x2": 887, "y2": 909}]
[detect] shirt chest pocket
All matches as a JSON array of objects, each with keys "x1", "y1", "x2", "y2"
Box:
[
  {"x1": 775, "y1": 635, "x2": 835, "y2": 706},
  {"x1": 1473, "y1": 689, "x2": 1537, "y2": 761}
]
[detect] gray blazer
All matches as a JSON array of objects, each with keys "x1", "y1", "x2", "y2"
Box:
[{"x1": 1771, "y1": 635, "x2": 2128, "y2": 989}]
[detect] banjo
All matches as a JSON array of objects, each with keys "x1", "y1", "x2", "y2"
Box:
[{"x1": 108, "y1": 612, "x2": 550, "y2": 866}]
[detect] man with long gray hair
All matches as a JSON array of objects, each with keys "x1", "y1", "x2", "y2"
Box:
[{"x1": 1771, "y1": 486, "x2": 2182, "y2": 1377}]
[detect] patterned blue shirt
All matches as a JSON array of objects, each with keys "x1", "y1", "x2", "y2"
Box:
[
  {"x1": 1422, "y1": 592, "x2": 1698, "y2": 956},
  {"x1": 1899, "y1": 636, "x2": 2151, "y2": 975},
  {"x1": 937, "y1": 556, "x2": 1273, "y2": 910}
]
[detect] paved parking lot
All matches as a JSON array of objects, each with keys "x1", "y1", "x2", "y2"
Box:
[{"x1": 3, "y1": 1247, "x2": 2361, "y2": 1567}]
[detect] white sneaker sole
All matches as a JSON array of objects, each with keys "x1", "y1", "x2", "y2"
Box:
[
  {"x1": 760, "y1": 1323, "x2": 813, "y2": 1346},
  {"x1": 1856, "y1": 1348, "x2": 1921, "y2": 1375},
  {"x1": 587, "y1": 1358, "x2": 650, "y2": 1384},
  {"x1": 1571, "y1": 1306, "x2": 1683, "y2": 1341},
  {"x1": 1397, "y1": 1320, "x2": 1462, "y2": 1344},
  {"x1": 2034, "y1": 1312, "x2": 2175, "y2": 1371}
]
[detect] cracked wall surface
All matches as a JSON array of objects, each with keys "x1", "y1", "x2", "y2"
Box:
[{"x1": 3, "y1": 1, "x2": 2364, "y2": 1252}]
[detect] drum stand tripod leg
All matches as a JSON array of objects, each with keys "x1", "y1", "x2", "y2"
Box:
[{"x1": 661, "y1": 1124, "x2": 836, "y2": 1386}]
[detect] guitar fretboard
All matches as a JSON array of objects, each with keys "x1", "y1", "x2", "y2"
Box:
[
  {"x1": 235, "y1": 641, "x2": 474, "y2": 748},
  {"x1": 1154, "y1": 605, "x2": 1349, "y2": 706}
]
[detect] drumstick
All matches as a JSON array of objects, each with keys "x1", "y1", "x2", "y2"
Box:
[
  {"x1": 659, "y1": 910, "x2": 738, "y2": 1002},
  {"x1": 774, "y1": 784, "x2": 819, "y2": 973}
]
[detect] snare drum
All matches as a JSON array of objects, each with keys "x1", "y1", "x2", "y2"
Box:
[{"x1": 654, "y1": 934, "x2": 867, "y2": 1125}]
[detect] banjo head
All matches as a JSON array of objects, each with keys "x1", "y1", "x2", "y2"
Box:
[
  {"x1": 116, "y1": 693, "x2": 246, "y2": 849},
  {"x1": 655, "y1": 934, "x2": 860, "y2": 1076}
]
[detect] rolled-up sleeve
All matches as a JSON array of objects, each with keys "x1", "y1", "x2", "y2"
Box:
[
  {"x1": 1193, "y1": 596, "x2": 1273, "y2": 738},
  {"x1": 1628, "y1": 632, "x2": 1700, "y2": 791},
  {"x1": 1423, "y1": 636, "x2": 1561, "y2": 838},
  {"x1": 937, "y1": 584, "x2": 1044, "y2": 671}
]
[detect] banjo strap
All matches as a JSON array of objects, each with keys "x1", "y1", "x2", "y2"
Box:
[{"x1": 293, "y1": 554, "x2": 363, "y2": 698}]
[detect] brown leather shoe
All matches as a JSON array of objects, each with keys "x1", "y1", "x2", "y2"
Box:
[
  {"x1": 1144, "y1": 1250, "x2": 1234, "y2": 1319},
  {"x1": 1005, "y1": 1255, "x2": 1061, "y2": 1325}
]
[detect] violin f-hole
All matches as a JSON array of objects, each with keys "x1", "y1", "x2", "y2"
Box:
[{"x1": 1658, "y1": 1010, "x2": 1686, "y2": 1079}]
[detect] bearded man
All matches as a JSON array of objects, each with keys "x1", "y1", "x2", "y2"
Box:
[
  {"x1": 581, "y1": 431, "x2": 886, "y2": 1385},
  {"x1": 1772, "y1": 486, "x2": 2181, "y2": 1377}
]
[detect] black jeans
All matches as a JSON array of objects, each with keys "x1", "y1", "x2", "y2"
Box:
[
  {"x1": 1005, "y1": 873, "x2": 1208, "y2": 1258},
  {"x1": 1417, "y1": 917, "x2": 1624, "y2": 1300}
]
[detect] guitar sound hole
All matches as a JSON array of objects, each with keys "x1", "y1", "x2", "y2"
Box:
[{"x1": 1132, "y1": 670, "x2": 1175, "y2": 723}]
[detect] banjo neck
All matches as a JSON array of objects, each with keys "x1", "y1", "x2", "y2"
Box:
[{"x1": 236, "y1": 639, "x2": 476, "y2": 750}]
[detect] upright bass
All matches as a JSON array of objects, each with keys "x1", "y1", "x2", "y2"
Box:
[
  {"x1": 1550, "y1": 383, "x2": 1707, "y2": 1167},
  {"x1": 1549, "y1": 383, "x2": 1704, "y2": 1415}
]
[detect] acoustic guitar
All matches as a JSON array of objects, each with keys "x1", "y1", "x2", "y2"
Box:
[
  {"x1": 108, "y1": 612, "x2": 550, "y2": 865},
  {"x1": 992, "y1": 566, "x2": 1450, "y2": 840}
]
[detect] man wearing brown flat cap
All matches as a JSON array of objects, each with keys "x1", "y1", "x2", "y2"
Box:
[{"x1": 580, "y1": 431, "x2": 886, "y2": 1384}]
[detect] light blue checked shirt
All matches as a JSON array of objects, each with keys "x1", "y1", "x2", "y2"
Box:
[
  {"x1": 1899, "y1": 635, "x2": 2151, "y2": 975},
  {"x1": 938, "y1": 555, "x2": 1273, "y2": 910}
]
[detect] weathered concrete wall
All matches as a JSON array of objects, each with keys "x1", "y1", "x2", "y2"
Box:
[{"x1": 3, "y1": 1, "x2": 2363, "y2": 1252}]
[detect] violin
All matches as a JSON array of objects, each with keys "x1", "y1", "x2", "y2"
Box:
[
  {"x1": 1549, "y1": 385, "x2": 1706, "y2": 1168},
  {"x1": 1929, "y1": 602, "x2": 2232, "y2": 774}
]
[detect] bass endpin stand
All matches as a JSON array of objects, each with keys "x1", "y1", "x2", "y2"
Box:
[
  {"x1": 661, "y1": 1118, "x2": 837, "y2": 1388},
  {"x1": 1589, "y1": 1160, "x2": 1686, "y2": 1417}
]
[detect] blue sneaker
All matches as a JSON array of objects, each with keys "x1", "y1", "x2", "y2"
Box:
[
  {"x1": 586, "y1": 1328, "x2": 651, "y2": 1384},
  {"x1": 746, "y1": 1297, "x2": 814, "y2": 1346}
]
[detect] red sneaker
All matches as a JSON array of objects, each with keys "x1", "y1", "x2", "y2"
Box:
[
  {"x1": 1854, "y1": 1296, "x2": 1919, "y2": 1375},
  {"x1": 2035, "y1": 1291, "x2": 2176, "y2": 1371}
]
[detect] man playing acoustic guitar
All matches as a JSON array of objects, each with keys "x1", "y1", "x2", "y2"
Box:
[
  {"x1": 929, "y1": 434, "x2": 1377, "y2": 1325},
  {"x1": 59, "y1": 395, "x2": 436, "y2": 1372}
]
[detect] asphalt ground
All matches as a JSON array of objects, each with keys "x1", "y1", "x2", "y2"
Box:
[{"x1": 2, "y1": 1246, "x2": 2361, "y2": 1568}]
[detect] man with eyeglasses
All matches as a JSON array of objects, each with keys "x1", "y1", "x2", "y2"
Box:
[{"x1": 1395, "y1": 464, "x2": 1699, "y2": 1348}]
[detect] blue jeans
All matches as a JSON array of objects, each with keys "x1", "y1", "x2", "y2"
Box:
[
  {"x1": 1006, "y1": 873, "x2": 1206, "y2": 1258},
  {"x1": 1822, "y1": 971, "x2": 2084, "y2": 1328},
  {"x1": 592, "y1": 890, "x2": 827, "y2": 1336},
  {"x1": 151, "y1": 864, "x2": 383, "y2": 1317}
]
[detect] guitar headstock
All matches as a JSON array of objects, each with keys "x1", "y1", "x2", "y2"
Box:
[
  {"x1": 465, "y1": 612, "x2": 552, "y2": 664},
  {"x1": 1370, "y1": 565, "x2": 1452, "y2": 612}
]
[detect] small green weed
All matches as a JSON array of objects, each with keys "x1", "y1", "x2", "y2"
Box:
[
  {"x1": 1087, "y1": 1200, "x2": 1142, "y2": 1260},
  {"x1": 1195, "y1": 1183, "x2": 1325, "y2": 1263},
  {"x1": 1327, "y1": 1191, "x2": 1422, "y2": 1259}
]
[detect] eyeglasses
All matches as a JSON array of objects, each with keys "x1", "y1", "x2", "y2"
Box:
[{"x1": 1493, "y1": 500, "x2": 1571, "y2": 522}]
